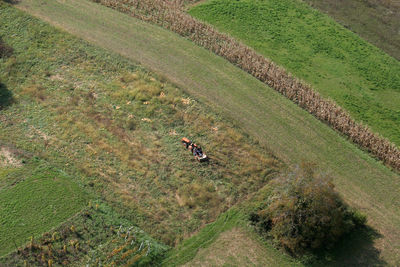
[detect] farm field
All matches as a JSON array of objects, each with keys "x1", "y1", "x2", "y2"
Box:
[
  {"x1": 0, "y1": 159, "x2": 87, "y2": 256},
  {"x1": 1, "y1": 0, "x2": 399, "y2": 265},
  {"x1": 0, "y1": 201, "x2": 168, "y2": 266},
  {"x1": 190, "y1": 0, "x2": 400, "y2": 146},
  {"x1": 302, "y1": 0, "x2": 400, "y2": 60},
  {"x1": 11, "y1": 0, "x2": 400, "y2": 265},
  {"x1": 0, "y1": 2, "x2": 280, "y2": 264}
]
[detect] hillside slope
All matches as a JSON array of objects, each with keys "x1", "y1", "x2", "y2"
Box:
[
  {"x1": 190, "y1": 0, "x2": 400, "y2": 146},
  {"x1": 14, "y1": 0, "x2": 400, "y2": 264},
  {"x1": 0, "y1": 2, "x2": 280, "y2": 264},
  {"x1": 304, "y1": 0, "x2": 400, "y2": 60}
]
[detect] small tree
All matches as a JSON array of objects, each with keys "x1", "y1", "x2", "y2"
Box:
[{"x1": 250, "y1": 163, "x2": 366, "y2": 256}]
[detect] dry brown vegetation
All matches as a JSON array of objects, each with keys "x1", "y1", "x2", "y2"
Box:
[{"x1": 91, "y1": 0, "x2": 400, "y2": 171}]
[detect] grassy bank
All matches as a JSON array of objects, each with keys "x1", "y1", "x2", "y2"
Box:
[
  {"x1": 190, "y1": 0, "x2": 400, "y2": 146},
  {"x1": 13, "y1": 0, "x2": 400, "y2": 264}
]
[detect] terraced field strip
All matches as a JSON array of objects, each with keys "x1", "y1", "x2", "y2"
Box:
[{"x1": 16, "y1": 0, "x2": 400, "y2": 264}]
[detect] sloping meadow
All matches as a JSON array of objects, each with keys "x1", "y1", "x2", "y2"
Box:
[
  {"x1": 0, "y1": 2, "x2": 280, "y2": 248},
  {"x1": 90, "y1": 0, "x2": 400, "y2": 171}
]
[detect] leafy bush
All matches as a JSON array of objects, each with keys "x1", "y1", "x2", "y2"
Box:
[
  {"x1": 250, "y1": 163, "x2": 366, "y2": 256},
  {"x1": 0, "y1": 37, "x2": 13, "y2": 58},
  {"x1": 0, "y1": 82, "x2": 13, "y2": 109}
]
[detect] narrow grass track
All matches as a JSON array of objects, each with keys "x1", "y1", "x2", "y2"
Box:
[{"x1": 15, "y1": 0, "x2": 400, "y2": 264}]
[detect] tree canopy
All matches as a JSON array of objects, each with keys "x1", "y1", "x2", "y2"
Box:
[{"x1": 250, "y1": 163, "x2": 366, "y2": 256}]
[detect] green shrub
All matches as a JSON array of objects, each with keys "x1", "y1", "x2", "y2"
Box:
[
  {"x1": 250, "y1": 163, "x2": 366, "y2": 256},
  {"x1": 0, "y1": 37, "x2": 13, "y2": 58}
]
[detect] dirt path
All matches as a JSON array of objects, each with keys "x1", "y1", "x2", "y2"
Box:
[{"x1": 14, "y1": 0, "x2": 400, "y2": 264}]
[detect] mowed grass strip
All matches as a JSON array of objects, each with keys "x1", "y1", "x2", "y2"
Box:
[
  {"x1": 14, "y1": 0, "x2": 400, "y2": 264},
  {"x1": 0, "y1": 161, "x2": 87, "y2": 256},
  {"x1": 190, "y1": 0, "x2": 400, "y2": 147}
]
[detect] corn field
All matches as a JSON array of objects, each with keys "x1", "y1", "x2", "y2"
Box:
[{"x1": 91, "y1": 0, "x2": 400, "y2": 171}]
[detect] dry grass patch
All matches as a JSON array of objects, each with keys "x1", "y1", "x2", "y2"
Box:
[{"x1": 0, "y1": 146, "x2": 22, "y2": 167}]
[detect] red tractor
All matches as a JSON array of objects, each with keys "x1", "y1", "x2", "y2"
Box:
[{"x1": 181, "y1": 137, "x2": 208, "y2": 162}]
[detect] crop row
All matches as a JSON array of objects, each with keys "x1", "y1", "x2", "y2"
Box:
[{"x1": 91, "y1": 0, "x2": 400, "y2": 171}]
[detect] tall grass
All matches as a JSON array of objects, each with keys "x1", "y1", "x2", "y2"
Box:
[{"x1": 91, "y1": 0, "x2": 400, "y2": 171}]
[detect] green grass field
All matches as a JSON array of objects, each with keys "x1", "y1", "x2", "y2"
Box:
[
  {"x1": 0, "y1": 160, "x2": 87, "y2": 256},
  {"x1": 11, "y1": 0, "x2": 400, "y2": 265},
  {"x1": 190, "y1": 0, "x2": 400, "y2": 147}
]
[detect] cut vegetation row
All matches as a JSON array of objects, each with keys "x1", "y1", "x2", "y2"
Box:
[
  {"x1": 90, "y1": 0, "x2": 399, "y2": 171},
  {"x1": 14, "y1": 0, "x2": 400, "y2": 264}
]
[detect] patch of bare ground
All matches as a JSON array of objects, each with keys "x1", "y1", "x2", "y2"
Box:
[{"x1": 0, "y1": 146, "x2": 22, "y2": 167}]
